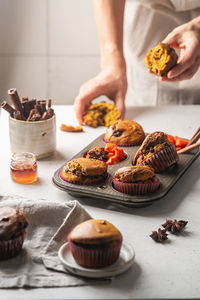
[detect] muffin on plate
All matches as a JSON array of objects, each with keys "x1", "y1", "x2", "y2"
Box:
[
  {"x1": 0, "y1": 207, "x2": 28, "y2": 260},
  {"x1": 68, "y1": 219, "x2": 122, "y2": 268},
  {"x1": 112, "y1": 165, "x2": 160, "y2": 195},
  {"x1": 133, "y1": 131, "x2": 179, "y2": 172},
  {"x1": 60, "y1": 158, "x2": 108, "y2": 185},
  {"x1": 104, "y1": 120, "x2": 145, "y2": 146},
  {"x1": 145, "y1": 42, "x2": 178, "y2": 77},
  {"x1": 83, "y1": 102, "x2": 120, "y2": 128}
]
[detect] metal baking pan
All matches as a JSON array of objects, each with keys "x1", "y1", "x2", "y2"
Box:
[{"x1": 52, "y1": 134, "x2": 200, "y2": 207}]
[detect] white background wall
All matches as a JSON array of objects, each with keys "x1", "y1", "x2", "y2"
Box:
[{"x1": 0, "y1": 0, "x2": 100, "y2": 104}]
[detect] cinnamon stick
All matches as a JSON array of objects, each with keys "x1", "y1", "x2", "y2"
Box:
[
  {"x1": 27, "y1": 108, "x2": 39, "y2": 121},
  {"x1": 34, "y1": 104, "x2": 42, "y2": 115},
  {"x1": 23, "y1": 101, "x2": 30, "y2": 119},
  {"x1": 47, "y1": 99, "x2": 52, "y2": 108},
  {"x1": 8, "y1": 88, "x2": 24, "y2": 117},
  {"x1": 47, "y1": 107, "x2": 54, "y2": 118},
  {"x1": 29, "y1": 99, "x2": 37, "y2": 110},
  {"x1": 40, "y1": 111, "x2": 48, "y2": 120},
  {"x1": 40, "y1": 101, "x2": 46, "y2": 113},
  {"x1": 1, "y1": 101, "x2": 15, "y2": 116},
  {"x1": 13, "y1": 111, "x2": 26, "y2": 121},
  {"x1": 29, "y1": 113, "x2": 41, "y2": 121},
  {"x1": 177, "y1": 141, "x2": 200, "y2": 154},
  {"x1": 187, "y1": 127, "x2": 200, "y2": 147},
  {"x1": 21, "y1": 97, "x2": 29, "y2": 102}
]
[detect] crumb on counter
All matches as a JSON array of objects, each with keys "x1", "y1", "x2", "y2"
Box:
[{"x1": 60, "y1": 124, "x2": 83, "y2": 132}]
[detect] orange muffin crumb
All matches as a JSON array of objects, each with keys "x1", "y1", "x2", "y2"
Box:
[{"x1": 60, "y1": 124, "x2": 83, "y2": 132}]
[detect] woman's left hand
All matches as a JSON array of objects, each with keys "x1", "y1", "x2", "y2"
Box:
[{"x1": 161, "y1": 16, "x2": 200, "y2": 82}]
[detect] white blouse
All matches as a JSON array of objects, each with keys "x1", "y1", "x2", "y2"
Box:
[{"x1": 124, "y1": 0, "x2": 200, "y2": 105}]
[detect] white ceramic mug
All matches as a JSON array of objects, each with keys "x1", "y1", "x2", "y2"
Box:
[{"x1": 9, "y1": 115, "x2": 56, "y2": 158}]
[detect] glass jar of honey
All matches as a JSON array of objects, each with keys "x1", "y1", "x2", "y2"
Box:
[{"x1": 10, "y1": 152, "x2": 38, "y2": 184}]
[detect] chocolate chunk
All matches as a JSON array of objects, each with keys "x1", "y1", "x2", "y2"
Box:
[
  {"x1": 1, "y1": 217, "x2": 9, "y2": 222},
  {"x1": 112, "y1": 129, "x2": 123, "y2": 137},
  {"x1": 163, "y1": 142, "x2": 169, "y2": 146},
  {"x1": 149, "y1": 147, "x2": 154, "y2": 153},
  {"x1": 72, "y1": 169, "x2": 77, "y2": 174}
]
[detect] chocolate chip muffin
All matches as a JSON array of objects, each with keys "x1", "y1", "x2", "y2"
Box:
[
  {"x1": 60, "y1": 158, "x2": 108, "y2": 184},
  {"x1": 104, "y1": 120, "x2": 145, "y2": 146},
  {"x1": 0, "y1": 207, "x2": 28, "y2": 260},
  {"x1": 83, "y1": 102, "x2": 120, "y2": 128},
  {"x1": 133, "y1": 131, "x2": 179, "y2": 172},
  {"x1": 145, "y1": 43, "x2": 178, "y2": 77},
  {"x1": 68, "y1": 219, "x2": 122, "y2": 268},
  {"x1": 112, "y1": 165, "x2": 160, "y2": 195}
]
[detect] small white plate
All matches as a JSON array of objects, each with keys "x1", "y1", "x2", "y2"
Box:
[{"x1": 58, "y1": 242, "x2": 135, "y2": 279}]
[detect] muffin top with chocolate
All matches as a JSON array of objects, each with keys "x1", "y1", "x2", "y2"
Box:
[
  {"x1": 61, "y1": 158, "x2": 108, "y2": 184},
  {"x1": 113, "y1": 165, "x2": 155, "y2": 183},
  {"x1": 133, "y1": 131, "x2": 172, "y2": 165},
  {"x1": 68, "y1": 219, "x2": 122, "y2": 245},
  {"x1": 104, "y1": 120, "x2": 145, "y2": 146},
  {"x1": 0, "y1": 207, "x2": 28, "y2": 240},
  {"x1": 63, "y1": 158, "x2": 107, "y2": 176}
]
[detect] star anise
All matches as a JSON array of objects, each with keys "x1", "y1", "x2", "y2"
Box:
[
  {"x1": 150, "y1": 228, "x2": 168, "y2": 242},
  {"x1": 162, "y1": 219, "x2": 188, "y2": 233}
]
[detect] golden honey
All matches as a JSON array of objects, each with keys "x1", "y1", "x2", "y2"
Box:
[{"x1": 10, "y1": 152, "x2": 37, "y2": 184}]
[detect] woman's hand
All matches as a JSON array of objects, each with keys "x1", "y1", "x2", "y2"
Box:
[
  {"x1": 161, "y1": 16, "x2": 200, "y2": 82},
  {"x1": 74, "y1": 0, "x2": 127, "y2": 125},
  {"x1": 74, "y1": 63, "x2": 127, "y2": 125}
]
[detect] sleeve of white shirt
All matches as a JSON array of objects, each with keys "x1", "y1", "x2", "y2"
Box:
[{"x1": 170, "y1": 0, "x2": 200, "y2": 11}]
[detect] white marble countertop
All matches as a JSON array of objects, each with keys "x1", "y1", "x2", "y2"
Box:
[{"x1": 0, "y1": 105, "x2": 200, "y2": 300}]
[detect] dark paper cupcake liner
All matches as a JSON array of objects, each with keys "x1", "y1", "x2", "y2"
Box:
[
  {"x1": 138, "y1": 145, "x2": 179, "y2": 172},
  {"x1": 112, "y1": 177, "x2": 160, "y2": 195},
  {"x1": 0, "y1": 234, "x2": 24, "y2": 260},
  {"x1": 68, "y1": 238, "x2": 122, "y2": 268}
]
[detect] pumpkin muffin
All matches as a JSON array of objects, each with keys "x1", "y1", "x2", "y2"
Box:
[
  {"x1": 112, "y1": 165, "x2": 160, "y2": 195},
  {"x1": 0, "y1": 207, "x2": 28, "y2": 260},
  {"x1": 83, "y1": 102, "x2": 120, "y2": 128},
  {"x1": 145, "y1": 43, "x2": 178, "y2": 77},
  {"x1": 68, "y1": 219, "x2": 122, "y2": 268},
  {"x1": 133, "y1": 131, "x2": 179, "y2": 172},
  {"x1": 104, "y1": 120, "x2": 145, "y2": 146},
  {"x1": 60, "y1": 158, "x2": 108, "y2": 185}
]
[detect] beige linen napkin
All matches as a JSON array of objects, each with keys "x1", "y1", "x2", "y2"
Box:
[{"x1": 0, "y1": 194, "x2": 109, "y2": 288}]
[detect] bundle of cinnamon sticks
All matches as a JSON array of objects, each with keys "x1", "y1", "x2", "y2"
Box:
[
  {"x1": 177, "y1": 127, "x2": 200, "y2": 154},
  {"x1": 1, "y1": 88, "x2": 55, "y2": 121}
]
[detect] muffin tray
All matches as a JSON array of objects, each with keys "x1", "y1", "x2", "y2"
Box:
[{"x1": 52, "y1": 134, "x2": 200, "y2": 207}]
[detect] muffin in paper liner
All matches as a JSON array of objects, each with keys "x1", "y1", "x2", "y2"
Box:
[
  {"x1": 112, "y1": 177, "x2": 160, "y2": 195},
  {"x1": 103, "y1": 136, "x2": 145, "y2": 147},
  {"x1": 60, "y1": 169, "x2": 107, "y2": 185},
  {"x1": 60, "y1": 158, "x2": 108, "y2": 185},
  {"x1": 137, "y1": 144, "x2": 179, "y2": 173},
  {"x1": 68, "y1": 237, "x2": 122, "y2": 268},
  {"x1": 0, "y1": 233, "x2": 25, "y2": 260}
]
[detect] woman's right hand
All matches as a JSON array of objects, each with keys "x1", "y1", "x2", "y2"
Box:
[{"x1": 74, "y1": 63, "x2": 127, "y2": 125}]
